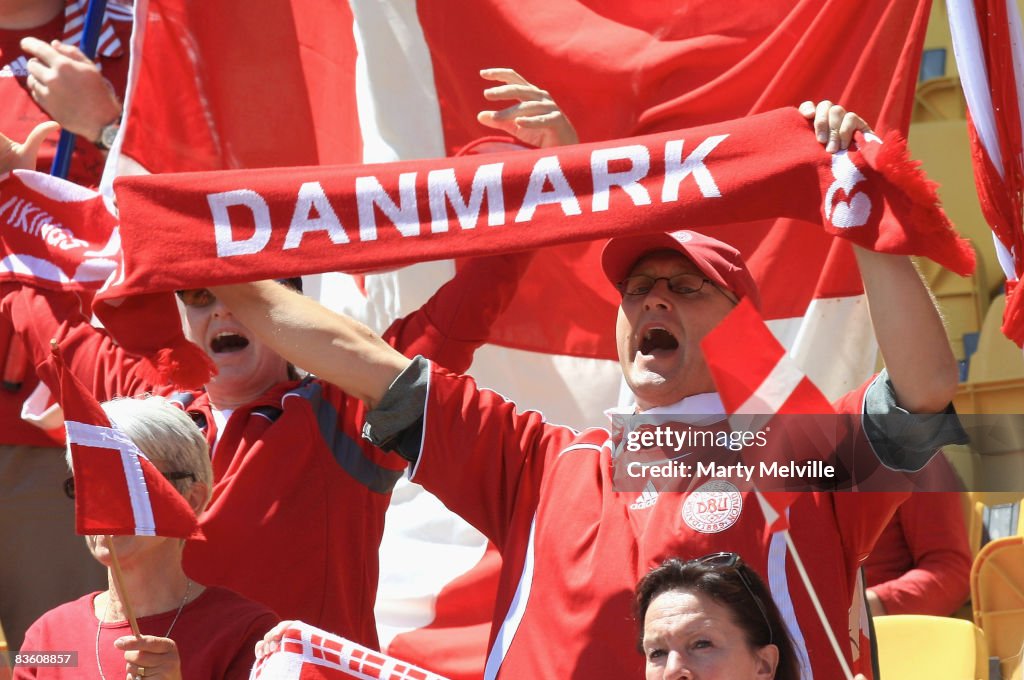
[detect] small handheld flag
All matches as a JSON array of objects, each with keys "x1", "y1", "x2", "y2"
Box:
[{"x1": 48, "y1": 343, "x2": 199, "y2": 539}]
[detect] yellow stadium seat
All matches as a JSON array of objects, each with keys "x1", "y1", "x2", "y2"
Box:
[
  {"x1": 874, "y1": 614, "x2": 989, "y2": 680},
  {"x1": 966, "y1": 295, "x2": 1024, "y2": 384},
  {"x1": 957, "y1": 295, "x2": 1024, "y2": 414},
  {"x1": 972, "y1": 536, "x2": 1024, "y2": 680},
  {"x1": 964, "y1": 492, "x2": 1024, "y2": 557}
]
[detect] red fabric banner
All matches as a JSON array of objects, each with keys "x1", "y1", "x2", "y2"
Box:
[
  {"x1": 112, "y1": 109, "x2": 971, "y2": 298},
  {"x1": 120, "y1": 0, "x2": 361, "y2": 173}
]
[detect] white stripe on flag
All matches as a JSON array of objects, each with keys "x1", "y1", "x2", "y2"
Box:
[
  {"x1": 65, "y1": 420, "x2": 156, "y2": 536},
  {"x1": 119, "y1": 447, "x2": 155, "y2": 536},
  {"x1": 768, "y1": 532, "x2": 814, "y2": 680},
  {"x1": 734, "y1": 353, "x2": 804, "y2": 415},
  {"x1": 1008, "y1": 0, "x2": 1024, "y2": 138},
  {"x1": 948, "y1": 0, "x2": 1002, "y2": 169}
]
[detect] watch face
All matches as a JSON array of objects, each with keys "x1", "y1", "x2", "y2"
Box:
[{"x1": 100, "y1": 124, "x2": 119, "y2": 150}]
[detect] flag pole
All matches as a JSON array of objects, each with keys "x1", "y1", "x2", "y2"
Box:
[
  {"x1": 106, "y1": 537, "x2": 141, "y2": 638},
  {"x1": 781, "y1": 530, "x2": 855, "y2": 680},
  {"x1": 49, "y1": 0, "x2": 110, "y2": 179}
]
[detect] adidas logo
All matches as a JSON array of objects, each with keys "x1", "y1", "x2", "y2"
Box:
[
  {"x1": 629, "y1": 482, "x2": 659, "y2": 510},
  {"x1": 1, "y1": 58, "x2": 28, "y2": 78}
]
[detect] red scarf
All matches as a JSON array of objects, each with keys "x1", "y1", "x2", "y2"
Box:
[
  {"x1": 1, "y1": 108, "x2": 974, "y2": 389},
  {"x1": 113, "y1": 108, "x2": 972, "y2": 291}
]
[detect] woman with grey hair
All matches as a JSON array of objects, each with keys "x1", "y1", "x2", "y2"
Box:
[{"x1": 15, "y1": 396, "x2": 278, "y2": 680}]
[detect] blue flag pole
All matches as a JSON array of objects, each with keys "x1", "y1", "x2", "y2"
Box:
[{"x1": 49, "y1": 0, "x2": 111, "y2": 179}]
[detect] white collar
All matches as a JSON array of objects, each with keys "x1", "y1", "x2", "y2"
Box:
[{"x1": 605, "y1": 392, "x2": 726, "y2": 425}]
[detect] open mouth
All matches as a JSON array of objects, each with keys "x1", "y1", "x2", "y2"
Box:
[
  {"x1": 639, "y1": 327, "x2": 679, "y2": 356},
  {"x1": 210, "y1": 332, "x2": 250, "y2": 354}
]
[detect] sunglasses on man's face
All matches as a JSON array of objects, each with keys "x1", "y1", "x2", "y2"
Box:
[
  {"x1": 176, "y1": 288, "x2": 216, "y2": 308},
  {"x1": 176, "y1": 279, "x2": 303, "y2": 308},
  {"x1": 63, "y1": 471, "x2": 197, "y2": 499}
]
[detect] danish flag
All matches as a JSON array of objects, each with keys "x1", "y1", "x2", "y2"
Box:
[
  {"x1": 700, "y1": 299, "x2": 839, "y2": 532},
  {"x1": 250, "y1": 622, "x2": 449, "y2": 680},
  {"x1": 48, "y1": 346, "x2": 199, "y2": 538}
]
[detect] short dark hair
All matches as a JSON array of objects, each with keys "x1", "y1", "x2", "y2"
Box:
[{"x1": 634, "y1": 556, "x2": 801, "y2": 680}]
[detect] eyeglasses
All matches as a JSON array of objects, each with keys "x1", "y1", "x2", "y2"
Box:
[
  {"x1": 616, "y1": 273, "x2": 713, "y2": 297},
  {"x1": 694, "y1": 552, "x2": 774, "y2": 645},
  {"x1": 176, "y1": 288, "x2": 216, "y2": 308},
  {"x1": 63, "y1": 471, "x2": 197, "y2": 500}
]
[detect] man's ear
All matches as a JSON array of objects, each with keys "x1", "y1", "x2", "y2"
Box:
[{"x1": 754, "y1": 643, "x2": 779, "y2": 679}]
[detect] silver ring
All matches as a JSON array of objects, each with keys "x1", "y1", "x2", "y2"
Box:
[{"x1": 828, "y1": 128, "x2": 840, "y2": 139}]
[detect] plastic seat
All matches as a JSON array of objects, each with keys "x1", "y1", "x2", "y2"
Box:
[
  {"x1": 967, "y1": 295, "x2": 1024, "y2": 385},
  {"x1": 972, "y1": 536, "x2": 1024, "y2": 680},
  {"x1": 874, "y1": 614, "x2": 989, "y2": 679},
  {"x1": 964, "y1": 492, "x2": 1024, "y2": 557}
]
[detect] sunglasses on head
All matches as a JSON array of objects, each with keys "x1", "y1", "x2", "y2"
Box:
[
  {"x1": 64, "y1": 471, "x2": 197, "y2": 500},
  {"x1": 694, "y1": 552, "x2": 773, "y2": 645}
]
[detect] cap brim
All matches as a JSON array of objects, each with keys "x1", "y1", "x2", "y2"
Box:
[{"x1": 601, "y1": 233, "x2": 730, "y2": 293}]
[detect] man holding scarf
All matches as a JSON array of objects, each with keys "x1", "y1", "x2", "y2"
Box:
[{"x1": 224, "y1": 101, "x2": 964, "y2": 679}]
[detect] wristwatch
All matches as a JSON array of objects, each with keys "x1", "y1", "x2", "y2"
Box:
[{"x1": 95, "y1": 119, "x2": 120, "y2": 151}]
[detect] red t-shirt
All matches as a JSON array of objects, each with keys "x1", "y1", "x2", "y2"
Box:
[
  {"x1": 863, "y1": 491, "x2": 971, "y2": 616},
  {"x1": 15, "y1": 586, "x2": 278, "y2": 679}
]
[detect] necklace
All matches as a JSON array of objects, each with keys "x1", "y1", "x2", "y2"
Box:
[{"x1": 95, "y1": 580, "x2": 192, "y2": 680}]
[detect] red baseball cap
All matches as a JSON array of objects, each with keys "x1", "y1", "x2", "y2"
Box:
[{"x1": 601, "y1": 230, "x2": 761, "y2": 308}]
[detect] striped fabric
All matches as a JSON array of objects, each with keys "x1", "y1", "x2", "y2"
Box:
[
  {"x1": 0, "y1": 0, "x2": 129, "y2": 78},
  {"x1": 251, "y1": 623, "x2": 449, "y2": 680},
  {"x1": 61, "y1": 0, "x2": 129, "y2": 58},
  {"x1": 948, "y1": 0, "x2": 1024, "y2": 345}
]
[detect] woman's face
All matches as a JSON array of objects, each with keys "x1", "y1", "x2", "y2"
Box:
[
  {"x1": 642, "y1": 589, "x2": 778, "y2": 680},
  {"x1": 86, "y1": 533, "x2": 173, "y2": 569}
]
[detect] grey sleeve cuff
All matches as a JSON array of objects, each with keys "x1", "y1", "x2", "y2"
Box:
[
  {"x1": 361, "y1": 356, "x2": 430, "y2": 464},
  {"x1": 862, "y1": 369, "x2": 969, "y2": 472}
]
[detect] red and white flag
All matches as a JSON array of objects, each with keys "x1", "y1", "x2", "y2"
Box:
[
  {"x1": 701, "y1": 298, "x2": 839, "y2": 417},
  {"x1": 250, "y1": 622, "x2": 449, "y2": 680},
  {"x1": 701, "y1": 298, "x2": 834, "y2": 532},
  {"x1": 46, "y1": 347, "x2": 199, "y2": 538},
  {"x1": 947, "y1": 0, "x2": 1024, "y2": 346}
]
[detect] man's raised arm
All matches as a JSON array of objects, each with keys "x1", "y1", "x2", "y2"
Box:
[
  {"x1": 210, "y1": 281, "x2": 411, "y2": 408},
  {"x1": 853, "y1": 247, "x2": 958, "y2": 414}
]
